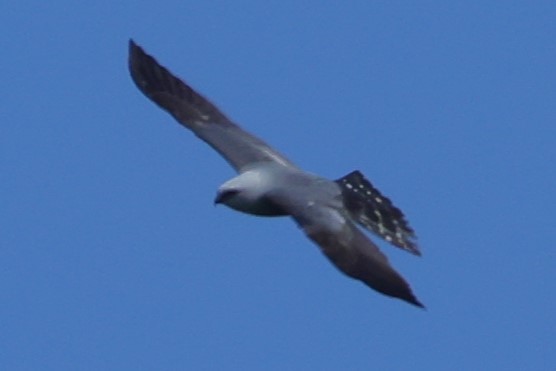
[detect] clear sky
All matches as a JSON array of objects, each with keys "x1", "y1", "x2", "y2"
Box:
[{"x1": 2, "y1": 1, "x2": 555, "y2": 370}]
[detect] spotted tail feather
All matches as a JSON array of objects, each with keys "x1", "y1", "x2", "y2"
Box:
[{"x1": 335, "y1": 171, "x2": 420, "y2": 256}]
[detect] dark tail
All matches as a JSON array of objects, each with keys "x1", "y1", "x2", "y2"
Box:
[{"x1": 335, "y1": 170, "x2": 421, "y2": 256}]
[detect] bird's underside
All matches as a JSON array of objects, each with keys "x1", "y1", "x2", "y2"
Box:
[{"x1": 128, "y1": 39, "x2": 424, "y2": 308}]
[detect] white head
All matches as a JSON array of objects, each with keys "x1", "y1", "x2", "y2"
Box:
[{"x1": 214, "y1": 169, "x2": 273, "y2": 214}]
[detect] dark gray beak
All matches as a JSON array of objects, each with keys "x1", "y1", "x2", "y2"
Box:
[
  {"x1": 214, "y1": 192, "x2": 224, "y2": 205},
  {"x1": 214, "y1": 189, "x2": 238, "y2": 205}
]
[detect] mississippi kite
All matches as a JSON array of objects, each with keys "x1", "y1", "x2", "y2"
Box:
[{"x1": 128, "y1": 40, "x2": 424, "y2": 308}]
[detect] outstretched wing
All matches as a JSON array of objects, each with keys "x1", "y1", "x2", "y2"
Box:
[
  {"x1": 128, "y1": 39, "x2": 296, "y2": 172},
  {"x1": 269, "y1": 191, "x2": 424, "y2": 308},
  {"x1": 336, "y1": 170, "x2": 420, "y2": 255}
]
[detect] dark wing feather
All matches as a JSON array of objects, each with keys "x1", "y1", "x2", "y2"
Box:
[
  {"x1": 128, "y1": 39, "x2": 295, "y2": 172},
  {"x1": 269, "y1": 191, "x2": 424, "y2": 308}
]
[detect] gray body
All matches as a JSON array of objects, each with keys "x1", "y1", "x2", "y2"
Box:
[{"x1": 129, "y1": 40, "x2": 424, "y2": 308}]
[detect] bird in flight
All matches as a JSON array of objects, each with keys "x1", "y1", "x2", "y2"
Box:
[{"x1": 128, "y1": 40, "x2": 424, "y2": 308}]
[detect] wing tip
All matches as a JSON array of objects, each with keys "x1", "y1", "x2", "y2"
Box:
[
  {"x1": 406, "y1": 295, "x2": 426, "y2": 309},
  {"x1": 127, "y1": 39, "x2": 156, "y2": 87},
  {"x1": 387, "y1": 284, "x2": 425, "y2": 309},
  {"x1": 128, "y1": 38, "x2": 144, "y2": 66},
  {"x1": 127, "y1": 38, "x2": 149, "y2": 92}
]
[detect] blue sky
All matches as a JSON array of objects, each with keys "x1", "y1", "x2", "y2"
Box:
[{"x1": 2, "y1": 1, "x2": 555, "y2": 370}]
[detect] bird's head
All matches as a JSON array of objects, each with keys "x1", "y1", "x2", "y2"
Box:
[
  {"x1": 214, "y1": 169, "x2": 280, "y2": 216},
  {"x1": 215, "y1": 170, "x2": 265, "y2": 206}
]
